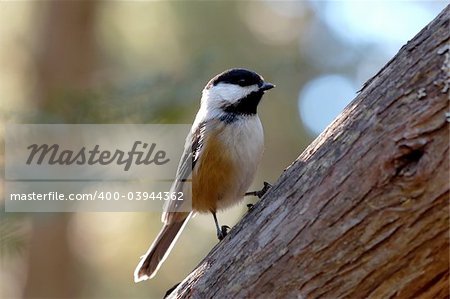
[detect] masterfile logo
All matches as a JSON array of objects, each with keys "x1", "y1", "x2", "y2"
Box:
[
  {"x1": 4, "y1": 124, "x2": 193, "y2": 212},
  {"x1": 26, "y1": 141, "x2": 170, "y2": 171},
  {"x1": 5, "y1": 124, "x2": 190, "y2": 180}
]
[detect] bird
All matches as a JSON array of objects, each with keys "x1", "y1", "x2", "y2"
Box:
[{"x1": 134, "y1": 68, "x2": 275, "y2": 282}]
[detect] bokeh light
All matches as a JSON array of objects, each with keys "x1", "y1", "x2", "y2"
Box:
[
  {"x1": 298, "y1": 74, "x2": 356, "y2": 135},
  {"x1": 298, "y1": 1, "x2": 447, "y2": 137}
]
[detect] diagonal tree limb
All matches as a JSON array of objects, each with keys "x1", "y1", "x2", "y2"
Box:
[{"x1": 170, "y1": 6, "x2": 450, "y2": 298}]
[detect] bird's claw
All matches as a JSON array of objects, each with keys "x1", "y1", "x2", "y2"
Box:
[
  {"x1": 245, "y1": 181, "x2": 272, "y2": 198},
  {"x1": 217, "y1": 225, "x2": 230, "y2": 241}
]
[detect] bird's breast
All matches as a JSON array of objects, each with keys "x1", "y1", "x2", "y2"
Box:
[{"x1": 192, "y1": 116, "x2": 264, "y2": 213}]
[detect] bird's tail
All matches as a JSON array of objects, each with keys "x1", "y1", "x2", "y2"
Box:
[{"x1": 134, "y1": 213, "x2": 192, "y2": 282}]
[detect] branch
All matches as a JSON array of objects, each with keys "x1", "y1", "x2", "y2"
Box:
[{"x1": 170, "y1": 6, "x2": 450, "y2": 298}]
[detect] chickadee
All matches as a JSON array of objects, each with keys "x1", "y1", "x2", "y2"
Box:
[{"x1": 134, "y1": 68, "x2": 275, "y2": 282}]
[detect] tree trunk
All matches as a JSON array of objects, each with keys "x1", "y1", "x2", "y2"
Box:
[
  {"x1": 170, "y1": 6, "x2": 450, "y2": 299},
  {"x1": 23, "y1": 2, "x2": 97, "y2": 298}
]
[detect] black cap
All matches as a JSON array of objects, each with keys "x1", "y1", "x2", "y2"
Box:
[{"x1": 206, "y1": 68, "x2": 265, "y2": 89}]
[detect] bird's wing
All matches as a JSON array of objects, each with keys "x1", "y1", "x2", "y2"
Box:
[{"x1": 161, "y1": 121, "x2": 207, "y2": 223}]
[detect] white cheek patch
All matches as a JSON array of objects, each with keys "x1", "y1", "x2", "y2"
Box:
[
  {"x1": 197, "y1": 83, "x2": 260, "y2": 124},
  {"x1": 204, "y1": 83, "x2": 259, "y2": 105}
]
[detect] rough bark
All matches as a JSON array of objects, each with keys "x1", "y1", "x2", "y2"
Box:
[{"x1": 170, "y1": 6, "x2": 450, "y2": 299}]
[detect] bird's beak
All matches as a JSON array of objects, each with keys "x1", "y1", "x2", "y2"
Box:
[{"x1": 260, "y1": 82, "x2": 275, "y2": 92}]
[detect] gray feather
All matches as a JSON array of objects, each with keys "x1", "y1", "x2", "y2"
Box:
[{"x1": 134, "y1": 212, "x2": 191, "y2": 282}]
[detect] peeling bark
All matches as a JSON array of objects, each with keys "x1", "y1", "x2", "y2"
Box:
[{"x1": 170, "y1": 6, "x2": 450, "y2": 299}]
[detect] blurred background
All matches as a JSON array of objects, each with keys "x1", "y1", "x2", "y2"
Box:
[{"x1": 0, "y1": 1, "x2": 446, "y2": 298}]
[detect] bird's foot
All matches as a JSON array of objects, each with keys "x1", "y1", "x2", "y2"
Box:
[
  {"x1": 217, "y1": 225, "x2": 230, "y2": 241},
  {"x1": 245, "y1": 181, "x2": 272, "y2": 198}
]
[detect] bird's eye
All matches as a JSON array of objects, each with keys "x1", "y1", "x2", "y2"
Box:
[{"x1": 238, "y1": 79, "x2": 247, "y2": 86}]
